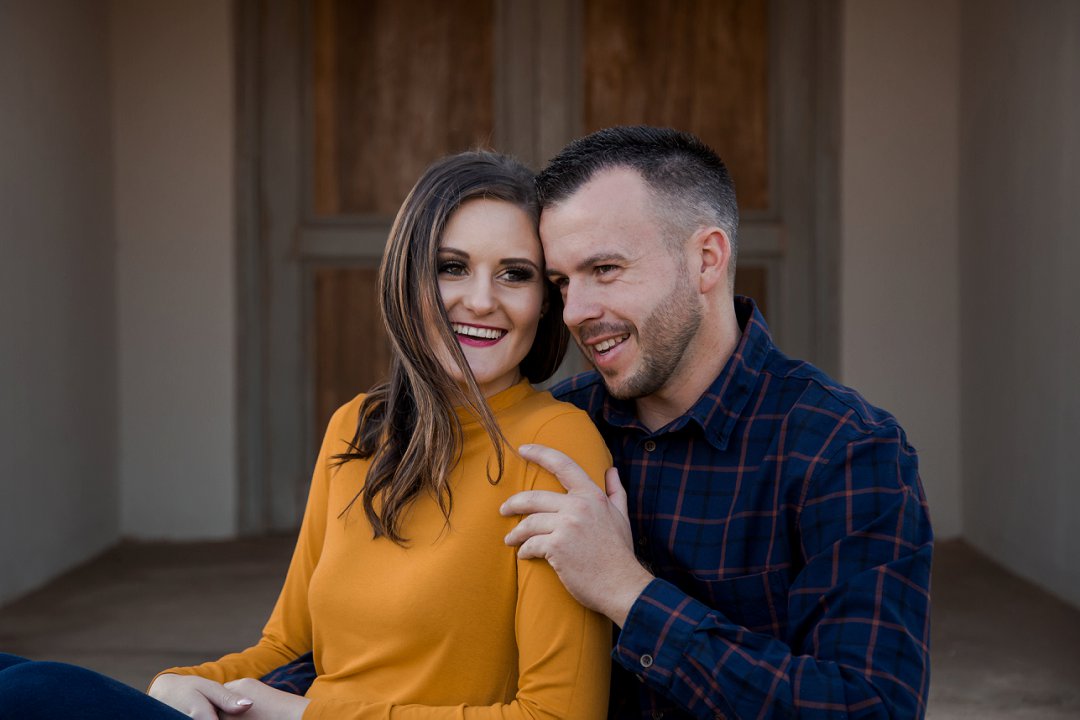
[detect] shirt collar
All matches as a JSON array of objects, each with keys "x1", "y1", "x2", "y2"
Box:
[{"x1": 598, "y1": 296, "x2": 773, "y2": 451}]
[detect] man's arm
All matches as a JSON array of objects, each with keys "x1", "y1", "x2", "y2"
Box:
[{"x1": 502, "y1": 430, "x2": 932, "y2": 719}]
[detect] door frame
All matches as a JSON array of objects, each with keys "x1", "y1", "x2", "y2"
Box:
[{"x1": 233, "y1": 0, "x2": 841, "y2": 534}]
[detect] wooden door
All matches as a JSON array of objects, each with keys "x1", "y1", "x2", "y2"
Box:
[{"x1": 238, "y1": 0, "x2": 838, "y2": 532}]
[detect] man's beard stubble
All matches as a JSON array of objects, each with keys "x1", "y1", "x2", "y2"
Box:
[{"x1": 577, "y1": 275, "x2": 702, "y2": 400}]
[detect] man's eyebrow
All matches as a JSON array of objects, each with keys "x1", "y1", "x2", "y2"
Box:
[{"x1": 547, "y1": 252, "x2": 632, "y2": 277}]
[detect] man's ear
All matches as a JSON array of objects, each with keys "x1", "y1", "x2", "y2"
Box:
[{"x1": 696, "y1": 227, "x2": 730, "y2": 294}]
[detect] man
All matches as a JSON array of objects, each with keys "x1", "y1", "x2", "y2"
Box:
[{"x1": 499, "y1": 126, "x2": 932, "y2": 719}]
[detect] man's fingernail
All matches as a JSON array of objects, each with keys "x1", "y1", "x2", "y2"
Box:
[{"x1": 237, "y1": 698, "x2": 253, "y2": 706}]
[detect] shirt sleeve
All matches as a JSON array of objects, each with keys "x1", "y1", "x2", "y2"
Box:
[
  {"x1": 614, "y1": 425, "x2": 933, "y2": 719},
  {"x1": 302, "y1": 409, "x2": 613, "y2": 720},
  {"x1": 152, "y1": 402, "x2": 350, "y2": 687}
]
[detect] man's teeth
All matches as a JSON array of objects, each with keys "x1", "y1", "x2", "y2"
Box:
[
  {"x1": 594, "y1": 335, "x2": 628, "y2": 353},
  {"x1": 453, "y1": 323, "x2": 505, "y2": 340}
]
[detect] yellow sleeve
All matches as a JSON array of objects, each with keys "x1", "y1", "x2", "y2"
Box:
[
  {"x1": 153, "y1": 402, "x2": 351, "y2": 686},
  {"x1": 302, "y1": 409, "x2": 613, "y2": 720}
]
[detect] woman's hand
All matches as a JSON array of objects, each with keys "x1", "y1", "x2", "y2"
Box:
[
  {"x1": 221, "y1": 678, "x2": 311, "y2": 720},
  {"x1": 148, "y1": 673, "x2": 254, "y2": 719}
]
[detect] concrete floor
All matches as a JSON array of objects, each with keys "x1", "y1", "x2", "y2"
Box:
[{"x1": 1, "y1": 538, "x2": 1077, "y2": 718}]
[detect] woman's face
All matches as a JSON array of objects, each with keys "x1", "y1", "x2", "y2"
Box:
[{"x1": 436, "y1": 198, "x2": 545, "y2": 397}]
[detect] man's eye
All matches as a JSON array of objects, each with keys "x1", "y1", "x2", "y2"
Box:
[
  {"x1": 438, "y1": 261, "x2": 467, "y2": 276},
  {"x1": 596, "y1": 264, "x2": 618, "y2": 275}
]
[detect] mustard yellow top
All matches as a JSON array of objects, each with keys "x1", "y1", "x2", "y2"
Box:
[{"x1": 161, "y1": 380, "x2": 612, "y2": 719}]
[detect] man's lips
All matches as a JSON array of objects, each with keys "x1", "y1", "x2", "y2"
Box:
[
  {"x1": 581, "y1": 331, "x2": 631, "y2": 356},
  {"x1": 591, "y1": 335, "x2": 629, "y2": 354}
]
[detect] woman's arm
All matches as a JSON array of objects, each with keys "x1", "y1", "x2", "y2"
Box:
[{"x1": 152, "y1": 402, "x2": 354, "y2": 689}]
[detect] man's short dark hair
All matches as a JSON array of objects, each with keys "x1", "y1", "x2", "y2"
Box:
[{"x1": 536, "y1": 126, "x2": 739, "y2": 274}]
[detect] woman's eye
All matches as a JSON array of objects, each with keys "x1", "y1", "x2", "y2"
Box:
[
  {"x1": 501, "y1": 266, "x2": 535, "y2": 283},
  {"x1": 438, "y1": 261, "x2": 467, "y2": 276}
]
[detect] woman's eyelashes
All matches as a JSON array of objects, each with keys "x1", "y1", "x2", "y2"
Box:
[
  {"x1": 499, "y1": 265, "x2": 536, "y2": 283},
  {"x1": 437, "y1": 259, "x2": 537, "y2": 284},
  {"x1": 437, "y1": 259, "x2": 468, "y2": 276}
]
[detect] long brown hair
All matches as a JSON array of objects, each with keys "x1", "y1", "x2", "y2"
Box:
[{"x1": 335, "y1": 151, "x2": 568, "y2": 544}]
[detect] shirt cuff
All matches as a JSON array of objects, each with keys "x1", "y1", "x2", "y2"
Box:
[{"x1": 613, "y1": 577, "x2": 715, "y2": 687}]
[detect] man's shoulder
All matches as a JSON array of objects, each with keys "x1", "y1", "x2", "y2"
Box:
[
  {"x1": 549, "y1": 370, "x2": 608, "y2": 414},
  {"x1": 761, "y1": 349, "x2": 909, "y2": 448}
]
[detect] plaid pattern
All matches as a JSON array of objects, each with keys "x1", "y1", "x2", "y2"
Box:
[
  {"x1": 551, "y1": 297, "x2": 932, "y2": 719},
  {"x1": 260, "y1": 651, "x2": 315, "y2": 695}
]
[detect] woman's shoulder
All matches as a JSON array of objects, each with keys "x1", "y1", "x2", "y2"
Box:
[
  {"x1": 504, "y1": 387, "x2": 607, "y2": 451},
  {"x1": 321, "y1": 392, "x2": 371, "y2": 447}
]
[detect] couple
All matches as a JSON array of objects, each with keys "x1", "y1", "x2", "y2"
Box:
[{"x1": 0, "y1": 127, "x2": 932, "y2": 719}]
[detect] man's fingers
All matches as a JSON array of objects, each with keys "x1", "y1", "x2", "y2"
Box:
[
  {"x1": 516, "y1": 534, "x2": 551, "y2": 561},
  {"x1": 504, "y1": 512, "x2": 557, "y2": 547},
  {"x1": 605, "y1": 467, "x2": 628, "y2": 517},
  {"x1": 500, "y1": 489, "x2": 569, "y2": 517},
  {"x1": 519, "y1": 444, "x2": 599, "y2": 492}
]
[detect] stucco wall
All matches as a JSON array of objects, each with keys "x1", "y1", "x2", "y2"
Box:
[
  {"x1": 841, "y1": 0, "x2": 963, "y2": 539},
  {"x1": 0, "y1": 1, "x2": 119, "y2": 605},
  {"x1": 959, "y1": 0, "x2": 1080, "y2": 607},
  {"x1": 111, "y1": 0, "x2": 238, "y2": 539}
]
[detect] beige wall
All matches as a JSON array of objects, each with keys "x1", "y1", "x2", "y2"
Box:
[
  {"x1": 959, "y1": 0, "x2": 1080, "y2": 607},
  {"x1": 840, "y1": 0, "x2": 964, "y2": 539},
  {"x1": 111, "y1": 0, "x2": 238, "y2": 539},
  {"x1": 0, "y1": 1, "x2": 119, "y2": 605}
]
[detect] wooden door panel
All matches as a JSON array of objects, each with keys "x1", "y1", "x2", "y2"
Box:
[
  {"x1": 313, "y1": 266, "x2": 392, "y2": 431},
  {"x1": 584, "y1": 0, "x2": 769, "y2": 212},
  {"x1": 312, "y1": 0, "x2": 495, "y2": 216}
]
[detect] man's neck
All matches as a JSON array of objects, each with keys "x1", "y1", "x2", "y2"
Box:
[{"x1": 633, "y1": 307, "x2": 742, "y2": 432}]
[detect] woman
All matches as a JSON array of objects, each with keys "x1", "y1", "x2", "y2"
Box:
[{"x1": 0, "y1": 152, "x2": 612, "y2": 719}]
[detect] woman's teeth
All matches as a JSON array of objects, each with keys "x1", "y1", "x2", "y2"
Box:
[
  {"x1": 594, "y1": 335, "x2": 628, "y2": 353},
  {"x1": 453, "y1": 323, "x2": 506, "y2": 340}
]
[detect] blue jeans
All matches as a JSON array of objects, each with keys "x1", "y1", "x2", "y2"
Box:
[{"x1": 0, "y1": 653, "x2": 187, "y2": 719}]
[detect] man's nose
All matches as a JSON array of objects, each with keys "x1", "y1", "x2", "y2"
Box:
[{"x1": 561, "y1": 281, "x2": 601, "y2": 328}]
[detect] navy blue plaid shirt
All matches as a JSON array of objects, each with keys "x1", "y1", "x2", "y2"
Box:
[{"x1": 550, "y1": 297, "x2": 932, "y2": 719}]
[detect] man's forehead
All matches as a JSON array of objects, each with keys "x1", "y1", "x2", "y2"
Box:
[
  {"x1": 541, "y1": 167, "x2": 651, "y2": 236},
  {"x1": 547, "y1": 166, "x2": 648, "y2": 215}
]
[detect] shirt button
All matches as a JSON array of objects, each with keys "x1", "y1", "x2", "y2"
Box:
[
  {"x1": 640, "y1": 654, "x2": 654, "y2": 668},
  {"x1": 644, "y1": 440, "x2": 656, "y2": 452}
]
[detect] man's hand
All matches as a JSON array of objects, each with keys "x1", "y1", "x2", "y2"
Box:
[
  {"x1": 148, "y1": 673, "x2": 254, "y2": 720},
  {"x1": 221, "y1": 678, "x2": 311, "y2": 720},
  {"x1": 501, "y1": 444, "x2": 653, "y2": 627}
]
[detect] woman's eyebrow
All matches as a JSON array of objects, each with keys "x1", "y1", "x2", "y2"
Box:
[
  {"x1": 500, "y1": 257, "x2": 541, "y2": 270},
  {"x1": 438, "y1": 247, "x2": 469, "y2": 259}
]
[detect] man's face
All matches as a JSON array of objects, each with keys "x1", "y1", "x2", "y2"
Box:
[{"x1": 540, "y1": 167, "x2": 702, "y2": 400}]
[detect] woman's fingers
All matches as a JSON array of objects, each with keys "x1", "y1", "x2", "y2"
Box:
[{"x1": 149, "y1": 674, "x2": 252, "y2": 718}]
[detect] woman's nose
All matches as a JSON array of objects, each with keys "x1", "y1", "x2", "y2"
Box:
[{"x1": 462, "y1": 277, "x2": 497, "y2": 315}]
